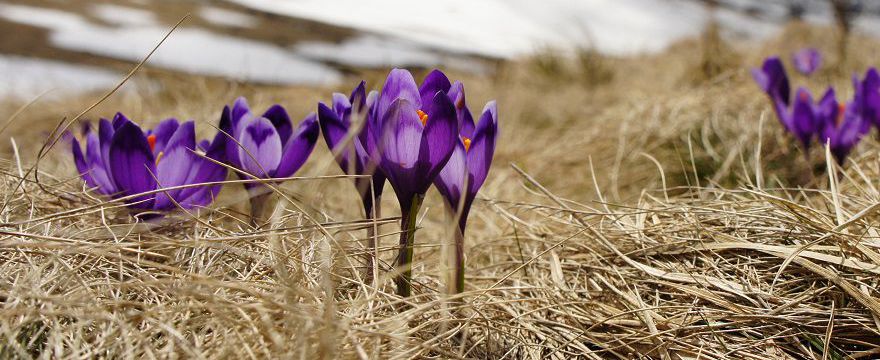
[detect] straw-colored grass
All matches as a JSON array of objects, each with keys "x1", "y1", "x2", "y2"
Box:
[{"x1": 3, "y1": 22, "x2": 880, "y2": 358}]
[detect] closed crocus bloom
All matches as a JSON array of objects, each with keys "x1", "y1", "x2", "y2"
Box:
[
  {"x1": 851, "y1": 68, "x2": 880, "y2": 128},
  {"x1": 371, "y1": 68, "x2": 458, "y2": 297},
  {"x1": 818, "y1": 89, "x2": 871, "y2": 165},
  {"x1": 433, "y1": 97, "x2": 498, "y2": 295},
  {"x1": 373, "y1": 69, "x2": 458, "y2": 205},
  {"x1": 318, "y1": 81, "x2": 385, "y2": 214},
  {"x1": 753, "y1": 57, "x2": 820, "y2": 150},
  {"x1": 219, "y1": 97, "x2": 320, "y2": 223},
  {"x1": 793, "y1": 48, "x2": 822, "y2": 75},
  {"x1": 318, "y1": 81, "x2": 386, "y2": 283},
  {"x1": 789, "y1": 87, "x2": 822, "y2": 148},
  {"x1": 752, "y1": 57, "x2": 791, "y2": 121},
  {"x1": 69, "y1": 113, "x2": 227, "y2": 216}
]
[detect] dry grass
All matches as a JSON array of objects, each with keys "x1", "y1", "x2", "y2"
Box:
[{"x1": 3, "y1": 23, "x2": 880, "y2": 358}]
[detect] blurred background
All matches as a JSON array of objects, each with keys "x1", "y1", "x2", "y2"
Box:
[{"x1": 1, "y1": 0, "x2": 879, "y2": 100}]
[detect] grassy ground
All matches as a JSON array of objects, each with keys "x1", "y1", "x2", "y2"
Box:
[{"x1": 3, "y1": 21, "x2": 880, "y2": 358}]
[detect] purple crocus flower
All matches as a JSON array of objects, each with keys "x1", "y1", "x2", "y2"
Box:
[
  {"x1": 752, "y1": 57, "x2": 817, "y2": 149},
  {"x1": 318, "y1": 81, "x2": 386, "y2": 283},
  {"x1": 69, "y1": 113, "x2": 227, "y2": 216},
  {"x1": 792, "y1": 48, "x2": 822, "y2": 75},
  {"x1": 371, "y1": 69, "x2": 458, "y2": 297},
  {"x1": 218, "y1": 97, "x2": 320, "y2": 222},
  {"x1": 816, "y1": 89, "x2": 870, "y2": 164},
  {"x1": 813, "y1": 70, "x2": 880, "y2": 164},
  {"x1": 851, "y1": 68, "x2": 880, "y2": 128},
  {"x1": 318, "y1": 81, "x2": 385, "y2": 216},
  {"x1": 432, "y1": 78, "x2": 498, "y2": 294}
]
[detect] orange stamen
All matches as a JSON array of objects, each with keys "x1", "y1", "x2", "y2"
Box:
[
  {"x1": 417, "y1": 109, "x2": 428, "y2": 126},
  {"x1": 147, "y1": 134, "x2": 157, "y2": 152},
  {"x1": 799, "y1": 92, "x2": 808, "y2": 101},
  {"x1": 837, "y1": 103, "x2": 846, "y2": 126},
  {"x1": 462, "y1": 136, "x2": 472, "y2": 152}
]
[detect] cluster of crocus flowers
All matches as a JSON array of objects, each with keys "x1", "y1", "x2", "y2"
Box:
[
  {"x1": 69, "y1": 114, "x2": 227, "y2": 217},
  {"x1": 318, "y1": 68, "x2": 498, "y2": 297},
  {"x1": 752, "y1": 56, "x2": 878, "y2": 164},
  {"x1": 69, "y1": 100, "x2": 319, "y2": 222},
  {"x1": 70, "y1": 68, "x2": 498, "y2": 300}
]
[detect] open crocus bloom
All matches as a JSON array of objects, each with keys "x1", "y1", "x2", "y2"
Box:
[
  {"x1": 219, "y1": 97, "x2": 319, "y2": 187},
  {"x1": 70, "y1": 113, "x2": 227, "y2": 213},
  {"x1": 753, "y1": 57, "x2": 817, "y2": 149},
  {"x1": 792, "y1": 48, "x2": 822, "y2": 75},
  {"x1": 318, "y1": 81, "x2": 386, "y2": 211},
  {"x1": 372, "y1": 69, "x2": 458, "y2": 209}
]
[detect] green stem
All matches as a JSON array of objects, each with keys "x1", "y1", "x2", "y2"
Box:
[
  {"x1": 395, "y1": 193, "x2": 424, "y2": 298},
  {"x1": 453, "y1": 224, "x2": 464, "y2": 294}
]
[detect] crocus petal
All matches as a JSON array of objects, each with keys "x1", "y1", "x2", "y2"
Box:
[
  {"x1": 362, "y1": 90, "x2": 381, "y2": 158},
  {"x1": 318, "y1": 102, "x2": 355, "y2": 173},
  {"x1": 816, "y1": 88, "x2": 838, "y2": 122},
  {"x1": 262, "y1": 104, "x2": 293, "y2": 144},
  {"x1": 69, "y1": 135, "x2": 97, "y2": 189},
  {"x1": 112, "y1": 112, "x2": 131, "y2": 129},
  {"x1": 752, "y1": 57, "x2": 791, "y2": 107},
  {"x1": 791, "y1": 88, "x2": 815, "y2": 149},
  {"x1": 466, "y1": 101, "x2": 498, "y2": 196},
  {"x1": 434, "y1": 141, "x2": 467, "y2": 210},
  {"x1": 97, "y1": 118, "x2": 117, "y2": 189},
  {"x1": 86, "y1": 132, "x2": 116, "y2": 194},
  {"x1": 151, "y1": 118, "x2": 180, "y2": 155},
  {"x1": 274, "y1": 113, "x2": 319, "y2": 178},
  {"x1": 231, "y1": 97, "x2": 251, "y2": 123},
  {"x1": 419, "y1": 69, "x2": 451, "y2": 109},
  {"x1": 350, "y1": 80, "x2": 367, "y2": 112},
  {"x1": 218, "y1": 105, "x2": 242, "y2": 168},
  {"x1": 151, "y1": 121, "x2": 198, "y2": 209},
  {"x1": 109, "y1": 121, "x2": 157, "y2": 208},
  {"x1": 163, "y1": 121, "x2": 196, "y2": 153},
  {"x1": 379, "y1": 98, "x2": 424, "y2": 199},
  {"x1": 238, "y1": 117, "x2": 283, "y2": 178},
  {"x1": 419, "y1": 91, "x2": 458, "y2": 183},
  {"x1": 831, "y1": 105, "x2": 866, "y2": 164},
  {"x1": 376, "y1": 69, "x2": 421, "y2": 122},
  {"x1": 332, "y1": 93, "x2": 351, "y2": 119},
  {"x1": 448, "y1": 81, "x2": 475, "y2": 137},
  {"x1": 153, "y1": 146, "x2": 197, "y2": 210},
  {"x1": 176, "y1": 130, "x2": 228, "y2": 207},
  {"x1": 858, "y1": 68, "x2": 880, "y2": 127}
]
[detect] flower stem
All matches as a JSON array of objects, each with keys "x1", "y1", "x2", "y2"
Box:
[
  {"x1": 395, "y1": 193, "x2": 424, "y2": 298},
  {"x1": 248, "y1": 187, "x2": 275, "y2": 227},
  {"x1": 453, "y1": 224, "x2": 465, "y2": 294},
  {"x1": 444, "y1": 202, "x2": 468, "y2": 298},
  {"x1": 363, "y1": 194, "x2": 381, "y2": 284}
]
